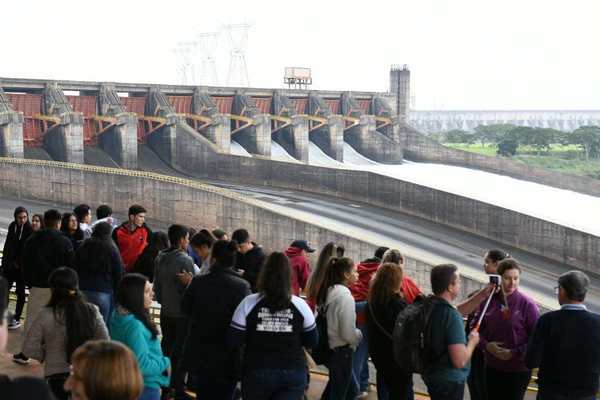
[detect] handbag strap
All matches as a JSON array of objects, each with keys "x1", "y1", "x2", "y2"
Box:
[{"x1": 368, "y1": 302, "x2": 393, "y2": 340}]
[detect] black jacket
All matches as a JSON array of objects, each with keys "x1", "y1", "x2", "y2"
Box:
[
  {"x1": 73, "y1": 238, "x2": 124, "y2": 293},
  {"x1": 234, "y1": 243, "x2": 266, "y2": 292},
  {"x1": 23, "y1": 229, "x2": 73, "y2": 288},
  {"x1": 1, "y1": 221, "x2": 33, "y2": 271},
  {"x1": 181, "y1": 265, "x2": 251, "y2": 377},
  {"x1": 0, "y1": 375, "x2": 54, "y2": 400},
  {"x1": 367, "y1": 294, "x2": 408, "y2": 378}
]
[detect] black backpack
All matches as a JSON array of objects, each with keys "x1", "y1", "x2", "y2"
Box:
[
  {"x1": 392, "y1": 295, "x2": 440, "y2": 373},
  {"x1": 311, "y1": 304, "x2": 332, "y2": 365}
]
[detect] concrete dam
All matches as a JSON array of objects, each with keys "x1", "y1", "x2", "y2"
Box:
[{"x1": 2, "y1": 68, "x2": 600, "y2": 311}]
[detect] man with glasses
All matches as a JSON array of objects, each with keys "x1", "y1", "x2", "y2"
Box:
[{"x1": 526, "y1": 271, "x2": 600, "y2": 400}]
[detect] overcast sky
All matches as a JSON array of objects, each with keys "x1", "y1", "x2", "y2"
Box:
[{"x1": 2, "y1": 0, "x2": 599, "y2": 110}]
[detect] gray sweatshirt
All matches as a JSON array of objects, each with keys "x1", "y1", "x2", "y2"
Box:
[
  {"x1": 153, "y1": 247, "x2": 195, "y2": 318},
  {"x1": 324, "y1": 284, "x2": 363, "y2": 349},
  {"x1": 23, "y1": 305, "x2": 108, "y2": 376}
]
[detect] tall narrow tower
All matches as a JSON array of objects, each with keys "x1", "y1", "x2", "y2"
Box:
[{"x1": 390, "y1": 64, "x2": 410, "y2": 121}]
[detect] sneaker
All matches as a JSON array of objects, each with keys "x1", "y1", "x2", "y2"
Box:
[
  {"x1": 7, "y1": 318, "x2": 21, "y2": 330},
  {"x1": 12, "y1": 352, "x2": 30, "y2": 365}
]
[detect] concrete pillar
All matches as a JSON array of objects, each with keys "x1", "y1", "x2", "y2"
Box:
[
  {"x1": 203, "y1": 113, "x2": 231, "y2": 153},
  {"x1": 311, "y1": 115, "x2": 344, "y2": 162},
  {"x1": 345, "y1": 115, "x2": 402, "y2": 163},
  {"x1": 390, "y1": 65, "x2": 410, "y2": 122},
  {"x1": 147, "y1": 114, "x2": 180, "y2": 167},
  {"x1": 273, "y1": 115, "x2": 309, "y2": 163},
  {"x1": 43, "y1": 113, "x2": 85, "y2": 163},
  {"x1": 99, "y1": 113, "x2": 138, "y2": 169},
  {"x1": 0, "y1": 111, "x2": 24, "y2": 158},
  {"x1": 98, "y1": 84, "x2": 138, "y2": 168},
  {"x1": 232, "y1": 114, "x2": 271, "y2": 157},
  {"x1": 43, "y1": 84, "x2": 84, "y2": 163}
]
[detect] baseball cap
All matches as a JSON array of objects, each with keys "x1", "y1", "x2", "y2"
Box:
[{"x1": 291, "y1": 240, "x2": 315, "y2": 253}]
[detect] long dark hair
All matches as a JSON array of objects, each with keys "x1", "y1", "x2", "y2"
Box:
[
  {"x1": 306, "y1": 242, "x2": 342, "y2": 301},
  {"x1": 60, "y1": 212, "x2": 84, "y2": 241},
  {"x1": 74, "y1": 222, "x2": 113, "y2": 274},
  {"x1": 115, "y1": 273, "x2": 158, "y2": 339},
  {"x1": 257, "y1": 252, "x2": 292, "y2": 310},
  {"x1": 47, "y1": 267, "x2": 98, "y2": 362},
  {"x1": 132, "y1": 231, "x2": 169, "y2": 282},
  {"x1": 315, "y1": 257, "x2": 354, "y2": 306}
]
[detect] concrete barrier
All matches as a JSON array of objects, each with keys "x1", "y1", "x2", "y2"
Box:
[
  {"x1": 0, "y1": 157, "x2": 499, "y2": 307},
  {"x1": 401, "y1": 124, "x2": 600, "y2": 198},
  {"x1": 166, "y1": 127, "x2": 600, "y2": 274}
]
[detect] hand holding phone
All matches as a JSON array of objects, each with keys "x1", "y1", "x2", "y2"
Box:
[{"x1": 489, "y1": 274, "x2": 501, "y2": 286}]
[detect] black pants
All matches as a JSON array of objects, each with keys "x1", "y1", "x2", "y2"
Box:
[
  {"x1": 46, "y1": 373, "x2": 69, "y2": 400},
  {"x1": 537, "y1": 389, "x2": 596, "y2": 400},
  {"x1": 467, "y1": 350, "x2": 487, "y2": 400},
  {"x1": 424, "y1": 379, "x2": 465, "y2": 400},
  {"x1": 2, "y1": 267, "x2": 26, "y2": 321},
  {"x1": 486, "y1": 367, "x2": 531, "y2": 400},
  {"x1": 160, "y1": 315, "x2": 189, "y2": 393}
]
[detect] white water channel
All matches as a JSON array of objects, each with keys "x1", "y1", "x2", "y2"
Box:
[{"x1": 235, "y1": 139, "x2": 600, "y2": 236}]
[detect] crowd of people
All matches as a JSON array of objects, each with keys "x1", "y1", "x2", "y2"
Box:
[{"x1": 1, "y1": 203, "x2": 600, "y2": 400}]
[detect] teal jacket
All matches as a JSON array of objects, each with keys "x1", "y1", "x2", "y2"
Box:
[{"x1": 109, "y1": 312, "x2": 170, "y2": 388}]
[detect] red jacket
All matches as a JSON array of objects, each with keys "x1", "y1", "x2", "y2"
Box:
[
  {"x1": 284, "y1": 246, "x2": 311, "y2": 296},
  {"x1": 112, "y1": 223, "x2": 151, "y2": 272},
  {"x1": 401, "y1": 275, "x2": 422, "y2": 305},
  {"x1": 350, "y1": 260, "x2": 380, "y2": 326}
]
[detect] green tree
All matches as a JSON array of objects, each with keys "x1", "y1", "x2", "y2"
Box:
[
  {"x1": 473, "y1": 124, "x2": 517, "y2": 146},
  {"x1": 520, "y1": 128, "x2": 555, "y2": 155},
  {"x1": 571, "y1": 126, "x2": 600, "y2": 160},
  {"x1": 444, "y1": 129, "x2": 474, "y2": 144},
  {"x1": 497, "y1": 138, "x2": 519, "y2": 156}
]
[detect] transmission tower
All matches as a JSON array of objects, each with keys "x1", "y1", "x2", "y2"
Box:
[
  {"x1": 196, "y1": 32, "x2": 220, "y2": 86},
  {"x1": 224, "y1": 23, "x2": 251, "y2": 87},
  {"x1": 173, "y1": 41, "x2": 197, "y2": 85}
]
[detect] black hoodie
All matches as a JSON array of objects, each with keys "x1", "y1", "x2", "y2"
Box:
[
  {"x1": 22, "y1": 229, "x2": 73, "y2": 288},
  {"x1": 1, "y1": 220, "x2": 33, "y2": 271},
  {"x1": 234, "y1": 242, "x2": 266, "y2": 292}
]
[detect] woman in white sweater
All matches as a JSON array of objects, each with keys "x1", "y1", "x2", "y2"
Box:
[{"x1": 315, "y1": 257, "x2": 362, "y2": 400}]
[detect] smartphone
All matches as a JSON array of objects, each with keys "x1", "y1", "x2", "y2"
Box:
[{"x1": 489, "y1": 274, "x2": 501, "y2": 285}]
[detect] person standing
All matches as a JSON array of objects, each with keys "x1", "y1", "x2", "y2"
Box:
[
  {"x1": 0, "y1": 278, "x2": 55, "y2": 399},
  {"x1": 229, "y1": 252, "x2": 318, "y2": 400},
  {"x1": 73, "y1": 222, "x2": 124, "y2": 324},
  {"x1": 14, "y1": 209, "x2": 74, "y2": 365},
  {"x1": 31, "y1": 213, "x2": 44, "y2": 231},
  {"x1": 423, "y1": 264, "x2": 480, "y2": 400},
  {"x1": 153, "y1": 224, "x2": 194, "y2": 399},
  {"x1": 23, "y1": 267, "x2": 109, "y2": 400},
  {"x1": 526, "y1": 270, "x2": 600, "y2": 400},
  {"x1": 182, "y1": 240, "x2": 251, "y2": 399},
  {"x1": 1, "y1": 206, "x2": 32, "y2": 329},
  {"x1": 60, "y1": 212, "x2": 84, "y2": 250},
  {"x1": 112, "y1": 205, "x2": 152, "y2": 272},
  {"x1": 367, "y1": 263, "x2": 413, "y2": 400},
  {"x1": 477, "y1": 259, "x2": 539, "y2": 400},
  {"x1": 110, "y1": 273, "x2": 171, "y2": 400},
  {"x1": 73, "y1": 204, "x2": 93, "y2": 239},
  {"x1": 314, "y1": 257, "x2": 362, "y2": 400},
  {"x1": 466, "y1": 249, "x2": 509, "y2": 400},
  {"x1": 284, "y1": 239, "x2": 315, "y2": 296},
  {"x1": 232, "y1": 229, "x2": 266, "y2": 292}
]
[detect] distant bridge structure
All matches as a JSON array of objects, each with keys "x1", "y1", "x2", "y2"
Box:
[{"x1": 409, "y1": 110, "x2": 600, "y2": 134}]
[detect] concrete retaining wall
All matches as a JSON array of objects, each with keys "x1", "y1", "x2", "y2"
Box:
[
  {"x1": 401, "y1": 124, "x2": 600, "y2": 198},
  {"x1": 167, "y1": 127, "x2": 600, "y2": 274},
  {"x1": 0, "y1": 157, "x2": 488, "y2": 304}
]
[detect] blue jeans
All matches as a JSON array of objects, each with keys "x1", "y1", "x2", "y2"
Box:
[
  {"x1": 242, "y1": 368, "x2": 307, "y2": 400},
  {"x1": 322, "y1": 346, "x2": 358, "y2": 400},
  {"x1": 353, "y1": 301, "x2": 369, "y2": 392},
  {"x1": 82, "y1": 290, "x2": 113, "y2": 325},
  {"x1": 139, "y1": 386, "x2": 161, "y2": 400},
  {"x1": 193, "y1": 371, "x2": 236, "y2": 400}
]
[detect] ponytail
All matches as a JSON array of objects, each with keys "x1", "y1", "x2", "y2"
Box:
[{"x1": 315, "y1": 257, "x2": 354, "y2": 306}]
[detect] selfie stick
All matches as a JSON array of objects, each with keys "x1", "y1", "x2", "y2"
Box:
[{"x1": 473, "y1": 287, "x2": 496, "y2": 332}]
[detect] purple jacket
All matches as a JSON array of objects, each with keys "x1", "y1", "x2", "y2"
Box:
[{"x1": 477, "y1": 289, "x2": 540, "y2": 372}]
